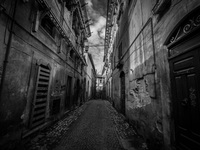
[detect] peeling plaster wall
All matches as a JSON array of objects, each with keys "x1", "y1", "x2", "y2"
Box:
[{"x1": 111, "y1": 0, "x2": 200, "y2": 149}]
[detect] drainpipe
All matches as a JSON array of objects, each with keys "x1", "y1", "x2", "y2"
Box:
[
  {"x1": 0, "y1": 0, "x2": 18, "y2": 100},
  {"x1": 150, "y1": 18, "x2": 157, "y2": 98}
]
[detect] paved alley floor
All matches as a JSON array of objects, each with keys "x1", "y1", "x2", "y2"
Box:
[
  {"x1": 54, "y1": 100, "x2": 123, "y2": 150},
  {"x1": 26, "y1": 100, "x2": 147, "y2": 150}
]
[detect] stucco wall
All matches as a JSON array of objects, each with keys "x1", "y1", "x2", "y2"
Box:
[{"x1": 111, "y1": 0, "x2": 200, "y2": 149}]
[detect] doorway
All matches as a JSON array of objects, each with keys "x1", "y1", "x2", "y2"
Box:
[
  {"x1": 170, "y1": 47, "x2": 200, "y2": 149},
  {"x1": 65, "y1": 76, "x2": 72, "y2": 109},
  {"x1": 75, "y1": 79, "x2": 80, "y2": 106},
  {"x1": 120, "y1": 71, "x2": 125, "y2": 115},
  {"x1": 167, "y1": 8, "x2": 200, "y2": 148}
]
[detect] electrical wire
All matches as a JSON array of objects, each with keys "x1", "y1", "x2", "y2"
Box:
[
  {"x1": 112, "y1": 36, "x2": 152, "y2": 78},
  {"x1": 108, "y1": 22, "x2": 154, "y2": 78}
]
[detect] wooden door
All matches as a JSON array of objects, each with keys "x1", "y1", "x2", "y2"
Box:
[
  {"x1": 120, "y1": 72, "x2": 126, "y2": 115},
  {"x1": 170, "y1": 49, "x2": 200, "y2": 149}
]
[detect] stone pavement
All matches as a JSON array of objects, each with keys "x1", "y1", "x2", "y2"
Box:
[
  {"x1": 25, "y1": 104, "x2": 88, "y2": 150},
  {"x1": 54, "y1": 100, "x2": 123, "y2": 150},
  {"x1": 106, "y1": 102, "x2": 148, "y2": 150},
  {"x1": 25, "y1": 100, "x2": 148, "y2": 150}
]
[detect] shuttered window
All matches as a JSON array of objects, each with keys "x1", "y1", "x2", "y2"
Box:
[{"x1": 30, "y1": 64, "x2": 50, "y2": 129}]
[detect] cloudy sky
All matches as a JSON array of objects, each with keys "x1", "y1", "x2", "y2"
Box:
[{"x1": 85, "y1": 0, "x2": 107, "y2": 74}]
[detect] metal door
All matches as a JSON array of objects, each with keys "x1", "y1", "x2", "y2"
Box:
[{"x1": 170, "y1": 49, "x2": 200, "y2": 149}]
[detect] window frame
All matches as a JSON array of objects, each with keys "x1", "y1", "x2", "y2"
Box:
[{"x1": 40, "y1": 15, "x2": 56, "y2": 38}]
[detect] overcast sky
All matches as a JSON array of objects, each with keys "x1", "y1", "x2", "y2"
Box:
[{"x1": 85, "y1": 0, "x2": 107, "y2": 74}]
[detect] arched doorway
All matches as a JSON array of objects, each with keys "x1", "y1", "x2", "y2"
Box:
[
  {"x1": 120, "y1": 71, "x2": 125, "y2": 115},
  {"x1": 166, "y1": 7, "x2": 200, "y2": 149}
]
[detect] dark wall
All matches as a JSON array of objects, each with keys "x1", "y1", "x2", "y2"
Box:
[{"x1": 0, "y1": 0, "x2": 87, "y2": 148}]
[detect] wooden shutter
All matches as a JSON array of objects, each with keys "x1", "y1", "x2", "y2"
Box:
[{"x1": 30, "y1": 64, "x2": 50, "y2": 129}]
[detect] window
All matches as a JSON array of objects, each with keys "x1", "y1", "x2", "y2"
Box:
[
  {"x1": 70, "y1": 50, "x2": 74, "y2": 59},
  {"x1": 113, "y1": 56, "x2": 116, "y2": 69},
  {"x1": 118, "y1": 42, "x2": 122, "y2": 59},
  {"x1": 117, "y1": 2, "x2": 124, "y2": 22},
  {"x1": 41, "y1": 15, "x2": 55, "y2": 38},
  {"x1": 72, "y1": 9, "x2": 80, "y2": 36}
]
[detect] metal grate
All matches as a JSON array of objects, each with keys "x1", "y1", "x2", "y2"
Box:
[{"x1": 30, "y1": 65, "x2": 50, "y2": 129}]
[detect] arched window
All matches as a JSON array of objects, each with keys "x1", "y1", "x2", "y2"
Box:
[{"x1": 72, "y1": 9, "x2": 80, "y2": 36}]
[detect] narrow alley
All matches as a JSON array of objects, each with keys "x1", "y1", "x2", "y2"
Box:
[
  {"x1": 25, "y1": 100, "x2": 144, "y2": 150},
  {"x1": 54, "y1": 100, "x2": 121, "y2": 150},
  {"x1": 1, "y1": 0, "x2": 200, "y2": 150}
]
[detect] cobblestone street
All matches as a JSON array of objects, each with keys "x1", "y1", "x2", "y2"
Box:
[{"x1": 25, "y1": 100, "x2": 147, "y2": 150}]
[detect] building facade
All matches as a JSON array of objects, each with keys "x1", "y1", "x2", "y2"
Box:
[
  {"x1": 84, "y1": 52, "x2": 96, "y2": 100},
  {"x1": 102, "y1": 63, "x2": 112, "y2": 102},
  {"x1": 0, "y1": 0, "x2": 91, "y2": 148},
  {"x1": 103, "y1": 0, "x2": 200, "y2": 149},
  {"x1": 96, "y1": 74, "x2": 105, "y2": 99}
]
